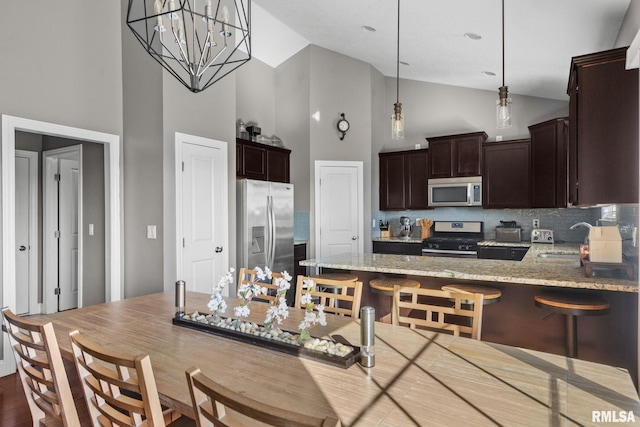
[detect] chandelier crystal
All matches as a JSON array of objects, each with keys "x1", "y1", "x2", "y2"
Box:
[{"x1": 127, "y1": 0, "x2": 251, "y2": 93}]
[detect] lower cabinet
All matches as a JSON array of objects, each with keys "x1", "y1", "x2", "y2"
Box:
[
  {"x1": 477, "y1": 246, "x2": 529, "y2": 261},
  {"x1": 291, "y1": 243, "x2": 307, "y2": 306},
  {"x1": 372, "y1": 241, "x2": 423, "y2": 256}
]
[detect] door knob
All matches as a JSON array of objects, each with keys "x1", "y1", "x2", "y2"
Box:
[
  {"x1": 19, "y1": 245, "x2": 26, "y2": 251},
  {"x1": 215, "y1": 246, "x2": 223, "y2": 253},
  {"x1": 352, "y1": 236, "x2": 358, "y2": 240}
]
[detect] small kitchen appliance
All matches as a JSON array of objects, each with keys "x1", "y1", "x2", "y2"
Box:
[
  {"x1": 422, "y1": 221, "x2": 484, "y2": 257},
  {"x1": 495, "y1": 220, "x2": 522, "y2": 242},
  {"x1": 531, "y1": 229, "x2": 554, "y2": 244},
  {"x1": 399, "y1": 216, "x2": 413, "y2": 238}
]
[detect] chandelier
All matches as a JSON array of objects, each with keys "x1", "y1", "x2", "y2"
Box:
[
  {"x1": 496, "y1": 0, "x2": 512, "y2": 128},
  {"x1": 127, "y1": 0, "x2": 251, "y2": 93}
]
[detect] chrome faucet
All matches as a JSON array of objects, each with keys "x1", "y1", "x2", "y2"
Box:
[{"x1": 569, "y1": 222, "x2": 592, "y2": 230}]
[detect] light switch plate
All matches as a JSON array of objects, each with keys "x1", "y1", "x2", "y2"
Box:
[{"x1": 147, "y1": 225, "x2": 157, "y2": 239}]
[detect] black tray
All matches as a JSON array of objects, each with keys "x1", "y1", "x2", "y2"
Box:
[{"x1": 172, "y1": 316, "x2": 360, "y2": 369}]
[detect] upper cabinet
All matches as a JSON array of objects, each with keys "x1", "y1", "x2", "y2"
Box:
[
  {"x1": 567, "y1": 47, "x2": 639, "y2": 205},
  {"x1": 379, "y1": 149, "x2": 429, "y2": 210},
  {"x1": 528, "y1": 118, "x2": 569, "y2": 208},
  {"x1": 426, "y1": 131, "x2": 487, "y2": 179},
  {"x1": 236, "y1": 138, "x2": 291, "y2": 183},
  {"x1": 483, "y1": 139, "x2": 531, "y2": 209}
]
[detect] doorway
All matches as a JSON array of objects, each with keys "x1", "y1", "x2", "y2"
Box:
[
  {"x1": 314, "y1": 161, "x2": 364, "y2": 258},
  {"x1": 43, "y1": 146, "x2": 82, "y2": 312},
  {"x1": 175, "y1": 133, "x2": 229, "y2": 295},
  {"x1": 1, "y1": 114, "x2": 121, "y2": 377}
]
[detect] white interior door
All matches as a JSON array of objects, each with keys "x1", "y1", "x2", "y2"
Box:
[
  {"x1": 58, "y1": 158, "x2": 80, "y2": 311},
  {"x1": 15, "y1": 150, "x2": 38, "y2": 315},
  {"x1": 177, "y1": 134, "x2": 229, "y2": 295},
  {"x1": 43, "y1": 146, "x2": 82, "y2": 313},
  {"x1": 315, "y1": 161, "x2": 364, "y2": 258}
]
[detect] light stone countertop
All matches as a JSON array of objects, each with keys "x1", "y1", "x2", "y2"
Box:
[{"x1": 301, "y1": 243, "x2": 638, "y2": 293}]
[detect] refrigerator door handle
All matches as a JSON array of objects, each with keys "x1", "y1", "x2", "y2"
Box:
[{"x1": 266, "y1": 195, "x2": 275, "y2": 267}]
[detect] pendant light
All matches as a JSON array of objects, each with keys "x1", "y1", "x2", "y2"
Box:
[
  {"x1": 496, "y1": 0, "x2": 512, "y2": 128},
  {"x1": 391, "y1": 0, "x2": 404, "y2": 140}
]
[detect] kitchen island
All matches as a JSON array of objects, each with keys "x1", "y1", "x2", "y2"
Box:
[
  {"x1": 301, "y1": 243, "x2": 637, "y2": 292},
  {"x1": 300, "y1": 245, "x2": 639, "y2": 387}
]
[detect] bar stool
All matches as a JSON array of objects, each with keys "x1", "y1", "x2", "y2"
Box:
[
  {"x1": 534, "y1": 291, "x2": 610, "y2": 358},
  {"x1": 370, "y1": 277, "x2": 420, "y2": 323},
  {"x1": 441, "y1": 284, "x2": 502, "y2": 305},
  {"x1": 309, "y1": 273, "x2": 359, "y2": 307}
]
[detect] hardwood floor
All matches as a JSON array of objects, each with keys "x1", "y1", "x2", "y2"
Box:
[
  {"x1": 0, "y1": 372, "x2": 31, "y2": 427},
  {"x1": 0, "y1": 359, "x2": 92, "y2": 426}
]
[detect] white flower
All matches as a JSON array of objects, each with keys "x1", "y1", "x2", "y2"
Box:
[
  {"x1": 234, "y1": 304, "x2": 250, "y2": 318},
  {"x1": 208, "y1": 268, "x2": 234, "y2": 315}
]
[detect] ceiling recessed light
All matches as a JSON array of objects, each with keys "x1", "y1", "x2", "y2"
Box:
[
  {"x1": 400, "y1": 61, "x2": 409, "y2": 66},
  {"x1": 464, "y1": 32, "x2": 482, "y2": 40},
  {"x1": 362, "y1": 25, "x2": 376, "y2": 32},
  {"x1": 482, "y1": 71, "x2": 496, "y2": 76}
]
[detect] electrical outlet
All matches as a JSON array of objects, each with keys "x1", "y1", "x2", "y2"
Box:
[{"x1": 532, "y1": 219, "x2": 540, "y2": 229}]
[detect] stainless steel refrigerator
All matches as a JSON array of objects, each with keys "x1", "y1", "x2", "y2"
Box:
[{"x1": 236, "y1": 179, "x2": 294, "y2": 294}]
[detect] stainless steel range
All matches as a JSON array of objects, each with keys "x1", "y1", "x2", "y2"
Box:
[{"x1": 422, "y1": 221, "x2": 484, "y2": 257}]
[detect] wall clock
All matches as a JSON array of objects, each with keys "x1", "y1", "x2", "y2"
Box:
[{"x1": 337, "y1": 113, "x2": 350, "y2": 140}]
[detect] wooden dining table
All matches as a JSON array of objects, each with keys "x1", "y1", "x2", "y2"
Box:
[{"x1": 28, "y1": 291, "x2": 640, "y2": 426}]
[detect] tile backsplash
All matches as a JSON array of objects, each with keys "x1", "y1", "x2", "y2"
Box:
[{"x1": 373, "y1": 206, "x2": 602, "y2": 243}]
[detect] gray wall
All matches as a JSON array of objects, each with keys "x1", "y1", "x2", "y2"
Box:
[
  {"x1": 237, "y1": 58, "x2": 276, "y2": 137},
  {"x1": 615, "y1": 0, "x2": 640, "y2": 47}
]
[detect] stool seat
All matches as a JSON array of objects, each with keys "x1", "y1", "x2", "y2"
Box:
[
  {"x1": 534, "y1": 293, "x2": 611, "y2": 316},
  {"x1": 370, "y1": 278, "x2": 420, "y2": 296},
  {"x1": 310, "y1": 273, "x2": 359, "y2": 283},
  {"x1": 534, "y1": 291, "x2": 610, "y2": 358},
  {"x1": 441, "y1": 284, "x2": 502, "y2": 305}
]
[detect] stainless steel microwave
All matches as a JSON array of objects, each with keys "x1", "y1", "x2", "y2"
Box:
[{"x1": 428, "y1": 176, "x2": 482, "y2": 207}]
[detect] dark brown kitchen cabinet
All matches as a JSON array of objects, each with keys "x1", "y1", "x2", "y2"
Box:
[
  {"x1": 236, "y1": 138, "x2": 291, "y2": 183},
  {"x1": 528, "y1": 117, "x2": 568, "y2": 208},
  {"x1": 567, "y1": 47, "x2": 639, "y2": 205},
  {"x1": 483, "y1": 140, "x2": 531, "y2": 209},
  {"x1": 426, "y1": 131, "x2": 487, "y2": 179},
  {"x1": 379, "y1": 149, "x2": 429, "y2": 210}
]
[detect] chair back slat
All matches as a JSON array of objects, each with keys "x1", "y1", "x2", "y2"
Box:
[
  {"x1": 69, "y1": 330, "x2": 167, "y2": 427},
  {"x1": 392, "y1": 287, "x2": 484, "y2": 340},
  {"x1": 186, "y1": 367, "x2": 341, "y2": 427},
  {"x1": 294, "y1": 276, "x2": 363, "y2": 318},
  {"x1": 2, "y1": 308, "x2": 81, "y2": 427},
  {"x1": 238, "y1": 268, "x2": 284, "y2": 304}
]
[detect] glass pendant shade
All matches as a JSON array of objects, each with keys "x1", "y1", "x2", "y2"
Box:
[
  {"x1": 496, "y1": 86, "x2": 512, "y2": 129},
  {"x1": 391, "y1": 102, "x2": 404, "y2": 140},
  {"x1": 127, "y1": 0, "x2": 251, "y2": 93}
]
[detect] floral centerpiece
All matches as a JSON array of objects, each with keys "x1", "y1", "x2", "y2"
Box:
[{"x1": 178, "y1": 267, "x2": 356, "y2": 366}]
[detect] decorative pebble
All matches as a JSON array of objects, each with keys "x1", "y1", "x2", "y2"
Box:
[{"x1": 184, "y1": 311, "x2": 354, "y2": 356}]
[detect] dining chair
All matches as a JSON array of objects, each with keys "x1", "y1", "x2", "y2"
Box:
[
  {"x1": 392, "y1": 287, "x2": 484, "y2": 340},
  {"x1": 185, "y1": 367, "x2": 341, "y2": 427},
  {"x1": 2, "y1": 307, "x2": 81, "y2": 427},
  {"x1": 294, "y1": 275, "x2": 363, "y2": 318},
  {"x1": 69, "y1": 330, "x2": 190, "y2": 427},
  {"x1": 237, "y1": 267, "x2": 283, "y2": 304}
]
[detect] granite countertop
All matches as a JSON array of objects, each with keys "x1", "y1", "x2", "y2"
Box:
[{"x1": 301, "y1": 243, "x2": 638, "y2": 293}]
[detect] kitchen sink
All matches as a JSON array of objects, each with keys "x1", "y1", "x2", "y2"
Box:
[{"x1": 536, "y1": 253, "x2": 578, "y2": 260}]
